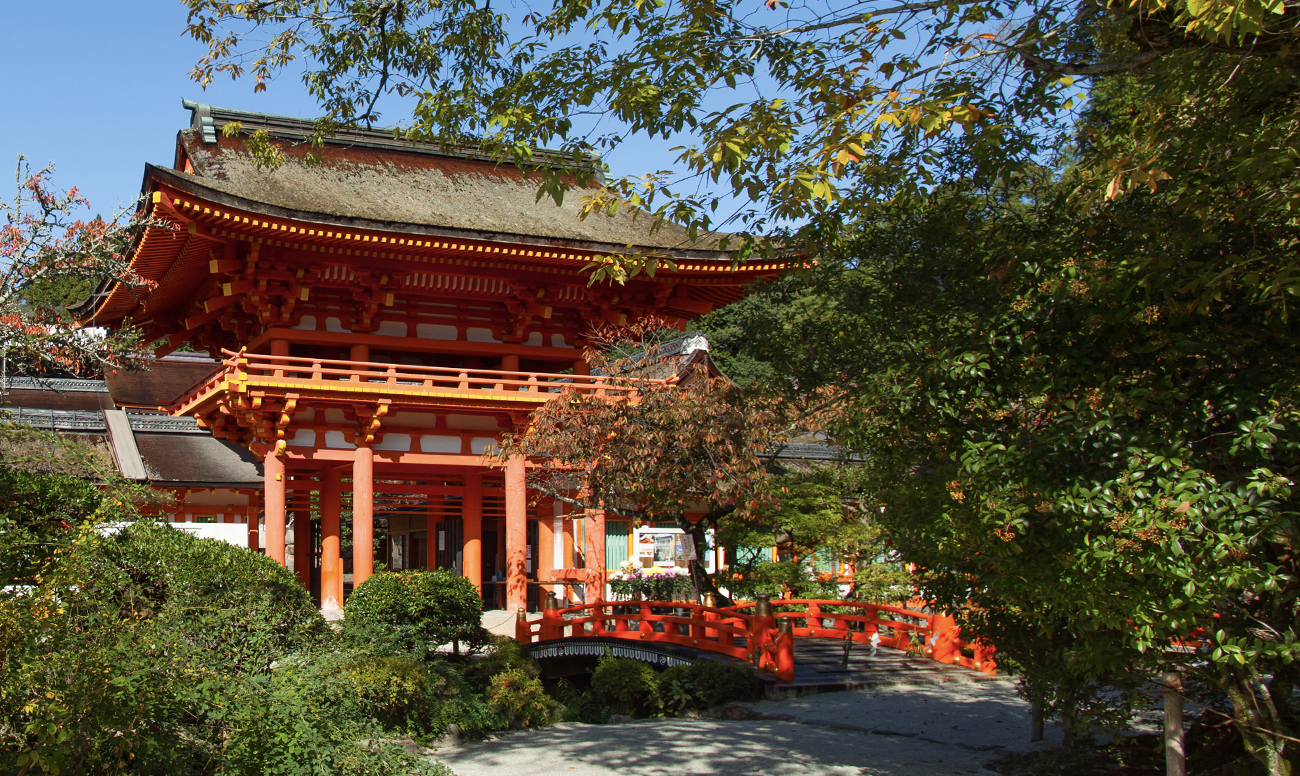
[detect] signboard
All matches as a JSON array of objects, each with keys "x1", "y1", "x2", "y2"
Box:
[{"x1": 631, "y1": 525, "x2": 715, "y2": 573}]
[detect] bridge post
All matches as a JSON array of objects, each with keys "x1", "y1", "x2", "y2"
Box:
[
  {"x1": 541, "y1": 594, "x2": 560, "y2": 639},
  {"x1": 929, "y1": 613, "x2": 960, "y2": 662},
  {"x1": 514, "y1": 608, "x2": 530, "y2": 643},
  {"x1": 638, "y1": 599, "x2": 653, "y2": 636},
  {"x1": 750, "y1": 594, "x2": 776, "y2": 669},
  {"x1": 776, "y1": 617, "x2": 796, "y2": 681},
  {"x1": 592, "y1": 600, "x2": 607, "y2": 634}
]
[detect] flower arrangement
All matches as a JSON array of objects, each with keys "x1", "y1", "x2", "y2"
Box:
[{"x1": 608, "y1": 561, "x2": 695, "y2": 602}]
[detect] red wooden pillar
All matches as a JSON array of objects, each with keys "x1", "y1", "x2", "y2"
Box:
[
  {"x1": 271, "y1": 338, "x2": 289, "y2": 377},
  {"x1": 264, "y1": 450, "x2": 286, "y2": 565},
  {"x1": 247, "y1": 490, "x2": 260, "y2": 552},
  {"x1": 353, "y1": 446, "x2": 375, "y2": 588},
  {"x1": 505, "y1": 454, "x2": 528, "y2": 612},
  {"x1": 350, "y1": 344, "x2": 369, "y2": 383},
  {"x1": 537, "y1": 497, "x2": 554, "y2": 607},
  {"x1": 584, "y1": 506, "x2": 606, "y2": 600},
  {"x1": 320, "y1": 467, "x2": 343, "y2": 611},
  {"x1": 463, "y1": 469, "x2": 483, "y2": 593},
  {"x1": 293, "y1": 505, "x2": 311, "y2": 589}
]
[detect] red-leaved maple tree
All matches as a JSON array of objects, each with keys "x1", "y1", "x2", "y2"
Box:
[
  {"x1": 0, "y1": 156, "x2": 157, "y2": 383},
  {"x1": 493, "y1": 322, "x2": 791, "y2": 602}
]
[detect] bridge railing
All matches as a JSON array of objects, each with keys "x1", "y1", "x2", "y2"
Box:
[
  {"x1": 723, "y1": 599, "x2": 996, "y2": 674},
  {"x1": 514, "y1": 599, "x2": 795, "y2": 681}
]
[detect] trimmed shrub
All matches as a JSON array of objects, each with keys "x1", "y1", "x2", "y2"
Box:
[
  {"x1": 590, "y1": 656, "x2": 658, "y2": 717},
  {"x1": 657, "y1": 661, "x2": 759, "y2": 713},
  {"x1": 343, "y1": 568, "x2": 486, "y2": 656},
  {"x1": 487, "y1": 668, "x2": 554, "y2": 729},
  {"x1": 341, "y1": 652, "x2": 499, "y2": 737},
  {"x1": 0, "y1": 464, "x2": 133, "y2": 583},
  {"x1": 107, "y1": 520, "x2": 326, "y2": 672}
]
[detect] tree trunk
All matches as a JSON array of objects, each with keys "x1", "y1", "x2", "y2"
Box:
[
  {"x1": 1220, "y1": 663, "x2": 1295, "y2": 776},
  {"x1": 677, "y1": 513, "x2": 731, "y2": 606}
]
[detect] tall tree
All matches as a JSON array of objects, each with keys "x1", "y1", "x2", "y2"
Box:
[
  {"x1": 178, "y1": 0, "x2": 1300, "y2": 769},
  {"x1": 183, "y1": 0, "x2": 1300, "y2": 278}
]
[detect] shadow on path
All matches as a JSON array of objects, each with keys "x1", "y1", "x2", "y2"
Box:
[{"x1": 433, "y1": 718, "x2": 1001, "y2": 776}]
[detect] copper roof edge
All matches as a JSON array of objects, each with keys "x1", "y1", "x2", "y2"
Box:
[
  {"x1": 182, "y1": 99, "x2": 607, "y2": 180},
  {"x1": 144, "y1": 163, "x2": 744, "y2": 262}
]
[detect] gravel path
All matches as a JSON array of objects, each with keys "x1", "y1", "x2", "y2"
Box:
[{"x1": 430, "y1": 680, "x2": 1062, "y2": 776}]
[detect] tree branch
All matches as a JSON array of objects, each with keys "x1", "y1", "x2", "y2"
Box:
[{"x1": 1018, "y1": 47, "x2": 1168, "y2": 77}]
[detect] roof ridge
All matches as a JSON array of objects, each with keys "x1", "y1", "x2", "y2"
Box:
[{"x1": 181, "y1": 99, "x2": 606, "y2": 181}]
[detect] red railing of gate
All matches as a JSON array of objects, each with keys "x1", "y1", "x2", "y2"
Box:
[
  {"x1": 724, "y1": 599, "x2": 997, "y2": 675},
  {"x1": 515, "y1": 599, "x2": 796, "y2": 681},
  {"x1": 514, "y1": 598, "x2": 998, "y2": 681}
]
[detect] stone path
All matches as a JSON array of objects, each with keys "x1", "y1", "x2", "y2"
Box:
[
  {"x1": 430, "y1": 678, "x2": 1061, "y2": 776},
  {"x1": 771, "y1": 639, "x2": 1007, "y2": 697}
]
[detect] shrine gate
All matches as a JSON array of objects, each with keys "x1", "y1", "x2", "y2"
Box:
[{"x1": 78, "y1": 100, "x2": 786, "y2": 613}]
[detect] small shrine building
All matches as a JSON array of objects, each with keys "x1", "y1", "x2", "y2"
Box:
[{"x1": 77, "y1": 101, "x2": 786, "y2": 613}]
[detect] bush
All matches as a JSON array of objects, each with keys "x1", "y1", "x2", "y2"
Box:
[
  {"x1": 486, "y1": 668, "x2": 555, "y2": 729},
  {"x1": 108, "y1": 520, "x2": 327, "y2": 672},
  {"x1": 656, "y1": 661, "x2": 759, "y2": 713},
  {"x1": 341, "y1": 652, "x2": 499, "y2": 737},
  {"x1": 2, "y1": 519, "x2": 332, "y2": 774},
  {"x1": 219, "y1": 652, "x2": 450, "y2": 776},
  {"x1": 0, "y1": 464, "x2": 134, "y2": 583},
  {"x1": 463, "y1": 635, "x2": 539, "y2": 692},
  {"x1": 590, "y1": 656, "x2": 659, "y2": 716},
  {"x1": 344, "y1": 569, "x2": 485, "y2": 656}
]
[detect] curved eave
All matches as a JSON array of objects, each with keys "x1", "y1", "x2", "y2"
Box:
[
  {"x1": 148, "y1": 165, "x2": 745, "y2": 261},
  {"x1": 79, "y1": 166, "x2": 802, "y2": 326}
]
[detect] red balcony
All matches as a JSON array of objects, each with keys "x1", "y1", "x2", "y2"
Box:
[{"x1": 169, "y1": 349, "x2": 653, "y2": 418}]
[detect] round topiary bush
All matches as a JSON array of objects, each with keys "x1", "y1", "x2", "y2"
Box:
[
  {"x1": 107, "y1": 520, "x2": 327, "y2": 672},
  {"x1": 343, "y1": 568, "x2": 485, "y2": 655}
]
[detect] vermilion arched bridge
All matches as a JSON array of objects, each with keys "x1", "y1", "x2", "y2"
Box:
[{"x1": 514, "y1": 595, "x2": 998, "y2": 688}]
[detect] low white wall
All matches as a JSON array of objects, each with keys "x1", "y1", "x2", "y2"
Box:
[{"x1": 167, "y1": 522, "x2": 251, "y2": 548}]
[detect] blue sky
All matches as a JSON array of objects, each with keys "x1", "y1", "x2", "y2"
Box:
[
  {"x1": 0, "y1": 2, "x2": 706, "y2": 223},
  {"x1": 0, "y1": 3, "x2": 331, "y2": 216}
]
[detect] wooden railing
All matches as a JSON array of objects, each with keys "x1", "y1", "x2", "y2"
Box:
[
  {"x1": 169, "y1": 349, "x2": 660, "y2": 413},
  {"x1": 515, "y1": 598, "x2": 796, "y2": 681},
  {"x1": 724, "y1": 599, "x2": 996, "y2": 674},
  {"x1": 515, "y1": 596, "x2": 997, "y2": 681}
]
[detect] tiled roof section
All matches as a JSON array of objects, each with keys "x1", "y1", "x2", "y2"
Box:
[
  {"x1": 598, "y1": 332, "x2": 718, "y2": 381},
  {"x1": 172, "y1": 101, "x2": 731, "y2": 255},
  {"x1": 4, "y1": 408, "x2": 107, "y2": 433},
  {"x1": 135, "y1": 433, "x2": 262, "y2": 485},
  {"x1": 771, "y1": 442, "x2": 856, "y2": 461},
  {"x1": 105, "y1": 356, "x2": 221, "y2": 409},
  {"x1": 1, "y1": 377, "x2": 109, "y2": 393},
  {"x1": 183, "y1": 100, "x2": 603, "y2": 172},
  {"x1": 1, "y1": 388, "x2": 115, "y2": 413},
  {"x1": 128, "y1": 414, "x2": 206, "y2": 434}
]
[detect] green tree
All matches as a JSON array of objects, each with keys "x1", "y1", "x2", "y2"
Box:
[
  {"x1": 178, "y1": 0, "x2": 1300, "y2": 769},
  {"x1": 718, "y1": 474, "x2": 911, "y2": 603},
  {"x1": 183, "y1": 0, "x2": 1300, "y2": 280}
]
